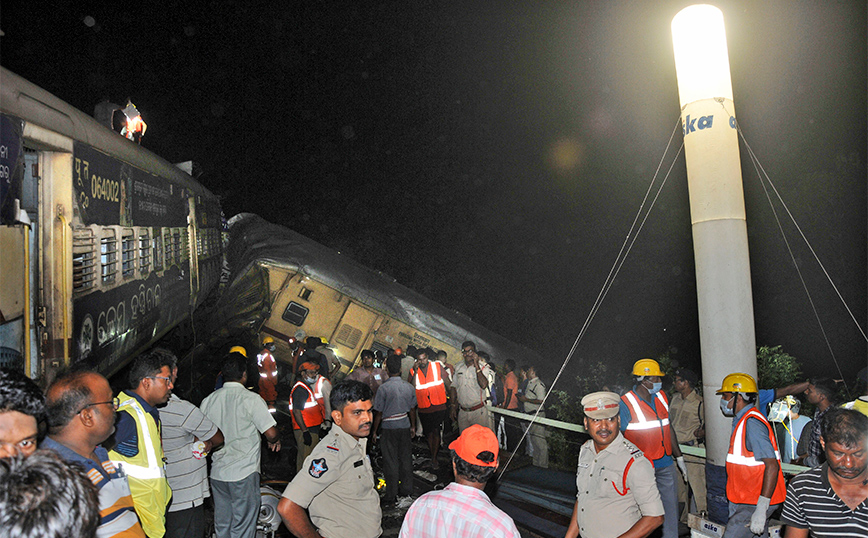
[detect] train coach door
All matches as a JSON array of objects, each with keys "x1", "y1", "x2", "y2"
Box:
[
  {"x1": 186, "y1": 197, "x2": 199, "y2": 306},
  {"x1": 329, "y1": 302, "x2": 380, "y2": 373}
]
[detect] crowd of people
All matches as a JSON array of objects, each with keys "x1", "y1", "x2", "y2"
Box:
[{"x1": 1, "y1": 346, "x2": 866, "y2": 538}]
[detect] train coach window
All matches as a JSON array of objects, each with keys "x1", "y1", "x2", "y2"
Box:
[
  {"x1": 72, "y1": 228, "x2": 96, "y2": 294},
  {"x1": 282, "y1": 301, "x2": 310, "y2": 326},
  {"x1": 164, "y1": 229, "x2": 174, "y2": 267},
  {"x1": 173, "y1": 230, "x2": 184, "y2": 264},
  {"x1": 100, "y1": 230, "x2": 118, "y2": 283},
  {"x1": 139, "y1": 230, "x2": 150, "y2": 275},
  {"x1": 122, "y1": 230, "x2": 136, "y2": 279},
  {"x1": 153, "y1": 230, "x2": 164, "y2": 271}
]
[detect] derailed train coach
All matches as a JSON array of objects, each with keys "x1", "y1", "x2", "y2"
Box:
[
  {"x1": 208, "y1": 213, "x2": 542, "y2": 375},
  {"x1": 0, "y1": 67, "x2": 223, "y2": 380}
]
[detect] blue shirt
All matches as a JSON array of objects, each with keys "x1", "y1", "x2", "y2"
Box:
[
  {"x1": 41, "y1": 437, "x2": 146, "y2": 538},
  {"x1": 731, "y1": 404, "x2": 776, "y2": 460},
  {"x1": 113, "y1": 390, "x2": 161, "y2": 458}
]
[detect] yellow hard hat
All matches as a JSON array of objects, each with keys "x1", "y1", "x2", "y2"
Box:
[
  {"x1": 230, "y1": 345, "x2": 248, "y2": 358},
  {"x1": 632, "y1": 358, "x2": 664, "y2": 377},
  {"x1": 262, "y1": 336, "x2": 274, "y2": 345},
  {"x1": 716, "y1": 373, "x2": 758, "y2": 394}
]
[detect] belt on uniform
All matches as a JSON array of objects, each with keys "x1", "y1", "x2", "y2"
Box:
[{"x1": 460, "y1": 402, "x2": 485, "y2": 412}]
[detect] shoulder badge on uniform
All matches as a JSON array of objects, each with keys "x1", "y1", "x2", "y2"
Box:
[
  {"x1": 630, "y1": 447, "x2": 644, "y2": 460},
  {"x1": 309, "y1": 458, "x2": 328, "y2": 478},
  {"x1": 326, "y1": 444, "x2": 339, "y2": 453}
]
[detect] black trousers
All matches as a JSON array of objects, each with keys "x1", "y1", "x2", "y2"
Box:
[{"x1": 380, "y1": 428, "x2": 414, "y2": 501}]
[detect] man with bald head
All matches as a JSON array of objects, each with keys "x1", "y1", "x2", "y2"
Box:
[{"x1": 43, "y1": 370, "x2": 146, "y2": 538}]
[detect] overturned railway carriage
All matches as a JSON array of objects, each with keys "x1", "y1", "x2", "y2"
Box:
[
  {"x1": 0, "y1": 67, "x2": 223, "y2": 380},
  {"x1": 210, "y1": 213, "x2": 542, "y2": 375}
]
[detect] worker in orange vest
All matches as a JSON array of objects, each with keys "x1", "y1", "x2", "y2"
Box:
[
  {"x1": 289, "y1": 361, "x2": 325, "y2": 472},
  {"x1": 409, "y1": 348, "x2": 453, "y2": 470},
  {"x1": 618, "y1": 358, "x2": 687, "y2": 538},
  {"x1": 717, "y1": 373, "x2": 786, "y2": 538},
  {"x1": 258, "y1": 336, "x2": 279, "y2": 413}
]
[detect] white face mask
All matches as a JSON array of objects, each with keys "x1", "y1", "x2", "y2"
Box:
[
  {"x1": 720, "y1": 397, "x2": 735, "y2": 417},
  {"x1": 646, "y1": 381, "x2": 663, "y2": 394}
]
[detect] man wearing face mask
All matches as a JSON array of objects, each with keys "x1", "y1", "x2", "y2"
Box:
[
  {"x1": 290, "y1": 362, "x2": 326, "y2": 472},
  {"x1": 716, "y1": 373, "x2": 785, "y2": 538},
  {"x1": 619, "y1": 358, "x2": 686, "y2": 538}
]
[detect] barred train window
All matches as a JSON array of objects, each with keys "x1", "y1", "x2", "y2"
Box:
[
  {"x1": 164, "y1": 229, "x2": 175, "y2": 267},
  {"x1": 100, "y1": 230, "x2": 118, "y2": 283},
  {"x1": 173, "y1": 230, "x2": 182, "y2": 265},
  {"x1": 139, "y1": 230, "x2": 150, "y2": 275},
  {"x1": 121, "y1": 230, "x2": 136, "y2": 279},
  {"x1": 153, "y1": 229, "x2": 164, "y2": 271},
  {"x1": 72, "y1": 228, "x2": 96, "y2": 294}
]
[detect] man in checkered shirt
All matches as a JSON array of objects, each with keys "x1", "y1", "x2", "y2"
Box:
[{"x1": 398, "y1": 424, "x2": 521, "y2": 538}]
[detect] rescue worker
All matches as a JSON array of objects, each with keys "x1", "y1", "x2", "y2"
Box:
[
  {"x1": 257, "y1": 336, "x2": 279, "y2": 412},
  {"x1": 566, "y1": 391, "x2": 664, "y2": 538},
  {"x1": 717, "y1": 373, "x2": 785, "y2": 538},
  {"x1": 109, "y1": 351, "x2": 174, "y2": 538},
  {"x1": 290, "y1": 361, "x2": 326, "y2": 472},
  {"x1": 409, "y1": 348, "x2": 452, "y2": 470},
  {"x1": 618, "y1": 358, "x2": 687, "y2": 538},
  {"x1": 278, "y1": 380, "x2": 382, "y2": 538}
]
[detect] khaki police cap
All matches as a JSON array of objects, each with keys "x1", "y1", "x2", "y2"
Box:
[{"x1": 581, "y1": 391, "x2": 621, "y2": 419}]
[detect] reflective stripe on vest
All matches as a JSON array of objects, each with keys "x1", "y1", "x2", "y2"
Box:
[
  {"x1": 725, "y1": 408, "x2": 786, "y2": 504},
  {"x1": 621, "y1": 391, "x2": 672, "y2": 461},
  {"x1": 623, "y1": 392, "x2": 670, "y2": 430},
  {"x1": 110, "y1": 396, "x2": 166, "y2": 480},
  {"x1": 413, "y1": 362, "x2": 447, "y2": 408},
  {"x1": 289, "y1": 381, "x2": 325, "y2": 429}
]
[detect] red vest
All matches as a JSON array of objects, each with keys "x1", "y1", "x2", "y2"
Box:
[
  {"x1": 726, "y1": 408, "x2": 786, "y2": 505},
  {"x1": 621, "y1": 390, "x2": 673, "y2": 463},
  {"x1": 289, "y1": 381, "x2": 325, "y2": 430},
  {"x1": 412, "y1": 362, "x2": 448, "y2": 409}
]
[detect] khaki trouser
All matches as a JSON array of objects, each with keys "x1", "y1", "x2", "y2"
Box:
[
  {"x1": 528, "y1": 411, "x2": 548, "y2": 468},
  {"x1": 677, "y1": 450, "x2": 708, "y2": 520},
  {"x1": 293, "y1": 429, "x2": 320, "y2": 472},
  {"x1": 458, "y1": 406, "x2": 493, "y2": 433}
]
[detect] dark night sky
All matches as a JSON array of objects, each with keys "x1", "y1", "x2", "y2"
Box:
[{"x1": 2, "y1": 1, "x2": 865, "y2": 385}]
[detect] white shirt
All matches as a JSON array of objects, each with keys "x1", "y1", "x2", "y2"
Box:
[{"x1": 200, "y1": 382, "x2": 276, "y2": 482}]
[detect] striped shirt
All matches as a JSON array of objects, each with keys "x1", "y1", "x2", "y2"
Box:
[
  {"x1": 399, "y1": 482, "x2": 521, "y2": 538},
  {"x1": 781, "y1": 463, "x2": 868, "y2": 537},
  {"x1": 161, "y1": 394, "x2": 219, "y2": 511},
  {"x1": 41, "y1": 437, "x2": 146, "y2": 538}
]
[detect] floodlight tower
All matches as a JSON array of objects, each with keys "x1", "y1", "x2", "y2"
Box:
[{"x1": 672, "y1": 5, "x2": 756, "y2": 523}]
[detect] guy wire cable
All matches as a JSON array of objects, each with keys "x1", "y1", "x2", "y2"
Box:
[
  {"x1": 736, "y1": 120, "x2": 854, "y2": 397},
  {"x1": 497, "y1": 116, "x2": 684, "y2": 480}
]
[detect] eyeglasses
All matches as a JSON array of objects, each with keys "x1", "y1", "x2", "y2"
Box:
[
  {"x1": 462, "y1": 349, "x2": 474, "y2": 354},
  {"x1": 147, "y1": 376, "x2": 174, "y2": 386},
  {"x1": 78, "y1": 397, "x2": 120, "y2": 414}
]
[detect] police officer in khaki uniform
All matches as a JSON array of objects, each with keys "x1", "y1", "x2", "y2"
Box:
[
  {"x1": 566, "y1": 391, "x2": 664, "y2": 538},
  {"x1": 278, "y1": 380, "x2": 382, "y2": 538}
]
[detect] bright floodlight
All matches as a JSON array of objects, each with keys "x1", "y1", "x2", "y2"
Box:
[{"x1": 672, "y1": 5, "x2": 733, "y2": 108}]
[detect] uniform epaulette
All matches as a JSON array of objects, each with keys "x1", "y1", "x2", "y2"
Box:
[{"x1": 623, "y1": 439, "x2": 644, "y2": 460}]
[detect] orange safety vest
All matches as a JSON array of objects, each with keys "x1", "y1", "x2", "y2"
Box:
[
  {"x1": 312, "y1": 376, "x2": 327, "y2": 414},
  {"x1": 621, "y1": 390, "x2": 673, "y2": 463},
  {"x1": 289, "y1": 380, "x2": 325, "y2": 430},
  {"x1": 726, "y1": 408, "x2": 786, "y2": 505},
  {"x1": 412, "y1": 362, "x2": 448, "y2": 409}
]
